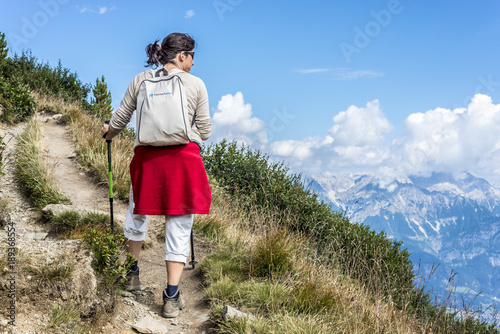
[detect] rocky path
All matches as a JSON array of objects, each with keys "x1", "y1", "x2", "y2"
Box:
[{"x1": 0, "y1": 115, "x2": 214, "y2": 334}]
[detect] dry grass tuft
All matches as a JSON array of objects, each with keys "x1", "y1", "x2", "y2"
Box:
[
  {"x1": 47, "y1": 300, "x2": 88, "y2": 333},
  {"x1": 15, "y1": 117, "x2": 70, "y2": 208},
  {"x1": 25, "y1": 254, "x2": 74, "y2": 284}
]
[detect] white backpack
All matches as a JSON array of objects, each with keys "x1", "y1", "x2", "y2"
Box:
[{"x1": 136, "y1": 68, "x2": 192, "y2": 146}]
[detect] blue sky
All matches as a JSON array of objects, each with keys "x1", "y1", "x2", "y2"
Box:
[{"x1": 2, "y1": 1, "x2": 500, "y2": 183}]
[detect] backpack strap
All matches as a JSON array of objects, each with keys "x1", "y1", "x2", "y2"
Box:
[{"x1": 155, "y1": 68, "x2": 168, "y2": 77}]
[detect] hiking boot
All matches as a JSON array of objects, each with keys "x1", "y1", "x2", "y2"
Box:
[
  {"x1": 124, "y1": 269, "x2": 145, "y2": 291},
  {"x1": 162, "y1": 290, "x2": 185, "y2": 318}
]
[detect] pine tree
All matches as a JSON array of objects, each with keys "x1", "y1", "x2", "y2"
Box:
[
  {"x1": 0, "y1": 32, "x2": 8, "y2": 61},
  {"x1": 91, "y1": 75, "x2": 112, "y2": 120}
]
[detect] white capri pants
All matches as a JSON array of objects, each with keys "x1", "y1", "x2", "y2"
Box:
[{"x1": 123, "y1": 188, "x2": 193, "y2": 263}]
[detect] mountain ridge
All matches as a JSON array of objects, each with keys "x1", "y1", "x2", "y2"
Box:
[{"x1": 310, "y1": 171, "x2": 500, "y2": 312}]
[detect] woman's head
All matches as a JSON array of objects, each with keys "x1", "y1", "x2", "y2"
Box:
[{"x1": 146, "y1": 33, "x2": 195, "y2": 71}]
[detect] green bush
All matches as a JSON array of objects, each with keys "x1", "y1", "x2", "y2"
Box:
[
  {"x1": 0, "y1": 77, "x2": 35, "y2": 123},
  {"x1": 0, "y1": 50, "x2": 90, "y2": 105},
  {"x1": 83, "y1": 228, "x2": 134, "y2": 289}
]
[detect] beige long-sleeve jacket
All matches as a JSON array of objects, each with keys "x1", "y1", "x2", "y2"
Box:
[{"x1": 108, "y1": 68, "x2": 212, "y2": 149}]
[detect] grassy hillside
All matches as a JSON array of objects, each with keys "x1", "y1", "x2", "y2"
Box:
[{"x1": 1, "y1": 46, "x2": 498, "y2": 333}]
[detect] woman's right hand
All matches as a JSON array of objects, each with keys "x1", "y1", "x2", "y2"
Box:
[{"x1": 101, "y1": 123, "x2": 110, "y2": 139}]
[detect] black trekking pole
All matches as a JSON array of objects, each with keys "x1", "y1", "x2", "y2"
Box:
[
  {"x1": 188, "y1": 229, "x2": 197, "y2": 269},
  {"x1": 104, "y1": 120, "x2": 114, "y2": 233}
]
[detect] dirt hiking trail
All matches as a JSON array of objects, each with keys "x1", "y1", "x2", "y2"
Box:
[{"x1": 0, "y1": 114, "x2": 215, "y2": 334}]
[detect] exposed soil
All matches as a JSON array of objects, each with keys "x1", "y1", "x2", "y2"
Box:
[{"x1": 0, "y1": 115, "x2": 215, "y2": 334}]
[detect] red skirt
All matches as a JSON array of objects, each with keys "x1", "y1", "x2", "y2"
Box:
[{"x1": 130, "y1": 142, "x2": 211, "y2": 215}]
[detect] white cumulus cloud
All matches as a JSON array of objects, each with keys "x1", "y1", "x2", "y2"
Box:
[
  {"x1": 330, "y1": 100, "x2": 392, "y2": 147},
  {"x1": 393, "y1": 94, "x2": 500, "y2": 180},
  {"x1": 269, "y1": 138, "x2": 319, "y2": 161},
  {"x1": 327, "y1": 99, "x2": 393, "y2": 167},
  {"x1": 185, "y1": 10, "x2": 195, "y2": 19},
  {"x1": 211, "y1": 92, "x2": 267, "y2": 146},
  {"x1": 265, "y1": 100, "x2": 392, "y2": 172}
]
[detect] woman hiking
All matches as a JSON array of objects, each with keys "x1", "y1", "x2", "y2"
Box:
[{"x1": 100, "y1": 32, "x2": 212, "y2": 318}]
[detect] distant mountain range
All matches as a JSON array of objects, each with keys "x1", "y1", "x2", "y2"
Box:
[{"x1": 310, "y1": 171, "x2": 500, "y2": 312}]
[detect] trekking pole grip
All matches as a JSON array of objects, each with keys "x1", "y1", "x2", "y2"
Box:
[{"x1": 103, "y1": 120, "x2": 112, "y2": 143}]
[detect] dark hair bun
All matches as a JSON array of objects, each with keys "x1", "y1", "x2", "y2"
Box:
[
  {"x1": 145, "y1": 39, "x2": 163, "y2": 67},
  {"x1": 145, "y1": 33, "x2": 195, "y2": 68}
]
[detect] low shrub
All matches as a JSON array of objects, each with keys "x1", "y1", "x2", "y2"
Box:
[
  {"x1": 83, "y1": 228, "x2": 134, "y2": 289},
  {"x1": 50, "y1": 210, "x2": 109, "y2": 234},
  {"x1": 0, "y1": 77, "x2": 35, "y2": 123}
]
